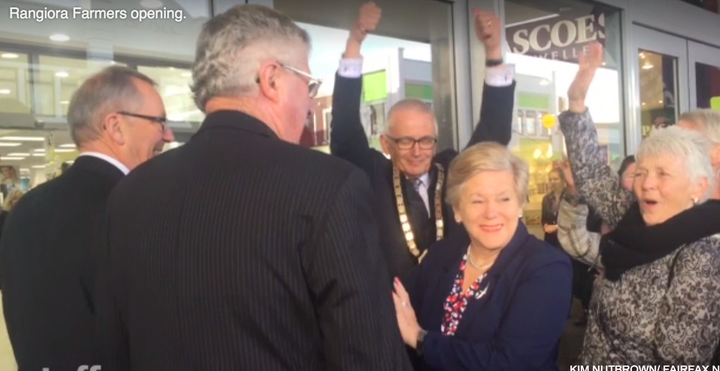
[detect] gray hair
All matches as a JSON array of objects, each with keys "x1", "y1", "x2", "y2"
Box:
[
  {"x1": 191, "y1": 5, "x2": 311, "y2": 112},
  {"x1": 679, "y1": 109, "x2": 720, "y2": 145},
  {"x1": 67, "y1": 66, "x2": 156, "y2": 146},
  {"x1": 446, "y1": 142, "x2": 529, "y2": 207},
  {"x1": 637, "y1": 125, "x2": 714, "y2": 203},
  {"x1": 385, "y1": 99, "x2": 439, "y2": 135}
]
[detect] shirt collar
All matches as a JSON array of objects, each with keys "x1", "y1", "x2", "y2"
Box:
[{"x1": 78, "y1": 152, "x2": 130, "y2": 175}]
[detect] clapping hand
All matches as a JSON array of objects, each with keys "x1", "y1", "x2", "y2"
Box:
[
  {"x1": 473, "y1": 10, "x2": 502, "y2": 60},
  {"x1": 392, "y1": 277, "x2": 422, "y2": 349},
  {"x1": 567, "y1": 42, "x2": 604, "y2": 113}
]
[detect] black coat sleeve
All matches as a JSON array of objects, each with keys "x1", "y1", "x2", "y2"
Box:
[
  {"x1": 464, "y1": 82, "x2": 516, "y2": 149},
  {"x1": 301, "y1": 167, "x2": 412, "y2": 371},
  {"x1": 329, "y1": 73, "x2": 388, "y2": 174}
]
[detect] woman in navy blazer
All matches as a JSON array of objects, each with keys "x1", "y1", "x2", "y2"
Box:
[{"x1": 392, "y1": 142, "x2": 572, "y2": 371}]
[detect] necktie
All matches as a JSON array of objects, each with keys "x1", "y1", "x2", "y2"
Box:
[{"x1": 410, "y1": 178, "x2": 430, "y2": 217}]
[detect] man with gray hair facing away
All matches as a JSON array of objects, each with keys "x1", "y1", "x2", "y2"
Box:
[
  {"x1": 96, "y1": 4, "x2": 412, "y2": 371},
  {"x1": 0, "y1": 66, "x2": 173, "y2": 371}
]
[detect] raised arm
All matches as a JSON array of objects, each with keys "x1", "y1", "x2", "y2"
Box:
[
  {"x1": 329, "y1": 2, "x2": 384, "y2": 173},
  {"x1": 464, "y1": 10, "x2": 515, "y2": 148},
  {"x1": 559, "y1": 43, "x2": 633, "y2": 227},
  {"x1": 304, "y1": 167, "x2": 411, "y2": 371},
  {"x1": 556, "y1": 161, "x2": 602, "y2": 266}
]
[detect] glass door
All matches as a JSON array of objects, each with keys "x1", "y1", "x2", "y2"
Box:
[
  {"x1": 688, "y1": 41, "x2": 720, "y2": 110},
  {"x1": 631, "y1": 25, "x2": 688, "y2": 144}
]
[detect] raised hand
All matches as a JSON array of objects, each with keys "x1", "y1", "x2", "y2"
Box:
[
  {"x1": 559, "y1": 160, "x2": 575, "y2": 189},
  {"x1": 473, "y1": 10, "x2": 502, "y2": 60},
  {"x1": 567, "y1": 42, "x2": 604, "y2": 112},
  {"x1": 345, "y1": 2, "x2": 382, "y2": 58}
]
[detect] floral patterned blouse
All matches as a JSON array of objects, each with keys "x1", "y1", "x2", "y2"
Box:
[{"x1": 441, "y1": 253, "x2": 489, "y2": 336}]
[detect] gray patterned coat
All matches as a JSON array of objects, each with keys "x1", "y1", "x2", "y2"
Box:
[{"x1": 559, "y1": 109, "x2": 720, "y2": 364}]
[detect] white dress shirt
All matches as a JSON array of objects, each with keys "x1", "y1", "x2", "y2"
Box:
[
  {"x1": 78, "y1": 152, "x2": 130, "y2": 175},
  {"x1": 338, "y1": 57, "x2": 515, "y2": 86}
]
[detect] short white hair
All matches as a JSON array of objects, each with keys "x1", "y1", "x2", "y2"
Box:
[
  {"x1": 679, "y1": 109, "x2": 720, "y2": 145},
  {"x1": 191, "y1": 5, "x2": 310, "y2": 112},
  {"x1": 637, "y1": 126, "x2": 714, "y2": 202},
  {"x1": 385, "y1": 99, "x2": 439, "y2": 135}
]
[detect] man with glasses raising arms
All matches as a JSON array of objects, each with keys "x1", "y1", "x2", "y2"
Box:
[
  {"x1": 331, "y1": 3, "x2": 515, "y2": 279},
  {"x1": 0, "y1": 66, "x2": 174, "y2": 371}
]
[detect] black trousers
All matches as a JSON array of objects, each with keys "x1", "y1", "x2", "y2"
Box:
[{"x1": 571, "y1": 259, "x2": 594, "y2": 310}]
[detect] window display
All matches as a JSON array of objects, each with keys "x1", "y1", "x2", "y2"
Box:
[{"x1": 505, "y1": 0, "x2": 623, "y2": 238}]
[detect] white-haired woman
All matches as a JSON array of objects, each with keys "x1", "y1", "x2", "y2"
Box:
[
  {"x1": 561, "y1": 42, "x2": 720, "y2": 364},
  {"x1": 677, "y1": 109, "x2": 720, "y2": 200},
  {"x1": 392, "y1": 142, "x2": 572, "y2": 371}
]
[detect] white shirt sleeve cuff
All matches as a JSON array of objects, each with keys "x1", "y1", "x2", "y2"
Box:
[
  {"x1": 338, "y1": 57, "x2": 363, "y2": 78},
  {"x1": 485, "y1": 64, "x2": 515, "y2": 87}
]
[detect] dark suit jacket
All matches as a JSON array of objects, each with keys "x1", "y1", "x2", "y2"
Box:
[
  {"x1": 330, "y1": 74, "x2": 515, "y2": 279},
  {"x1": 402, "y1": 224, "x2": 572, "y2": 371},
  {"x1": 96, "y1": 110, "x2": 412, "y2": 371},
  {"x1": 0, "y1": 156, "x2": 124, "y2": 371}
]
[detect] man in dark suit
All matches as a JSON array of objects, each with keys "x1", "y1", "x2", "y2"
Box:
[
  {"x1": 0, "y1": 66, "x2": 174, "y2": 370},
  {"x1": 97, "y1": 5, "x2": 411, "y2": 371},
  {"x1": 331, "y1": 3, "x2": 516, "y2": 279}
]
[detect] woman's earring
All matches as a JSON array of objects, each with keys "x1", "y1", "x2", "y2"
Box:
[{"x1": 693, "y1": 197, "x2": 698, "y2": 205}]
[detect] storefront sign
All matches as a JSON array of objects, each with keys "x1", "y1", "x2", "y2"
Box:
[{"x1": 506, "y1": 12, "x2": 607, "y2": 63}]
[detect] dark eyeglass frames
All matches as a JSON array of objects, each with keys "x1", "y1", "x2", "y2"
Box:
[
  {"x1": 117, "y1": 111, "x2": 168, "y2": 131},
  {"x1": 386, "y1": 136, "x2": 438, "y2": 150}
]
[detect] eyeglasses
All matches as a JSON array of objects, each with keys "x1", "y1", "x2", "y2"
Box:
[
  {"x1": 278, "y1": 63, "x2": 322, "y2": 98},
  {"x1": 117, "y1": 111, "x2": 168, "y2": 131},
  {"x1": 387, "y1": 136, "x2": 437, "y2": 150}
]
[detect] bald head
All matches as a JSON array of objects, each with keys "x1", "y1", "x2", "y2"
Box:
[{"x1": 385, "y1": 99, "x2": 438, "y2": 136}]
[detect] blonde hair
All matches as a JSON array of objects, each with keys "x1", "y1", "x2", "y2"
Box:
[
  {"x1": 3, "y1": 189, "x2": 23, "y2": 211},
  {"x1": 446, "y1": 142, "x2": 529, "y2": 207}
]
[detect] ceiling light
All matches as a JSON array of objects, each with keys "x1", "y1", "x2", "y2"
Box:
[
  {"x1": 639, "y1": 52, "x2": 645, "y2": 59},
  {"x1": 0, "y1": 142, "x2": 21, "y2": 147},
  {"x1": 19, "y1": 168, "x2": 29, "y2": 172},
  {"x1": 50, "y1": 34, "x2": 70, "y2": 42},
  {"x1": 60, "y1": 100, "x2": 69, "y2": 104},
  {"x1": 33, "y1": 148, "x2": 45, "y2": 152},
  {"x1": 59, "y1": 143, "x2": 76, "y2": 148},
  {"x1": 642, "y1": 102, "x2": 646, "y2": 106},
  {"x1": 0, "y1": 53, "x2": 18, "y2": 59},
  {"x1": 141, "y1": 0, "x2": 163, "y2": 8},
  {"x1": 0, "y1": 156, "x2": 24, "y2": 160},
  {"x1": 55, "y1": 71, "x2": 69, "y2": 78},
  {"x1": 55, "y1": 149, "x2": 76, "y2": 153},
  {"x1": 642, "y1": 61, "x2": 653, "y2": 70},
  {"x1": 181, "y1": 72, "x2": 191, "y2": 77},
  {"x1": 6, "y1": 153, "x2": 29, "y2": 157},
  {"x1": 0, "y1": 136, "x2": 45, "y2": 142},
  {"x1": 31, "y1": 165, "x2": 46, "y2": 169},
  {"x1": 0, "y1": 89, "x2": 10, "y2": 94},
  {"x1": 659, "y1": 100, "x2": 663, "y2": 104},
  {"x1": 31, "y1": 153, "x2": 44, "y2": 157}
]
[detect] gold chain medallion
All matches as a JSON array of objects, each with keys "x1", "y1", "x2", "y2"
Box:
[{"x1": 392, "y1": 164, "x2": 445, "y2": 262}]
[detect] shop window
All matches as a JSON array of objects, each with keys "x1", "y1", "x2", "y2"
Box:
[
  {"x1": 273, "y1": 0, "x2": 455, "y2": 152},
  {"x1": 504, "y1": 0, "x2": 623, "y2": 238}
]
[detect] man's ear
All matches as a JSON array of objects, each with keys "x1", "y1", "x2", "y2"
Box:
[
  {"x1": 257, "y1": 62, "x2": 281, "y2": 103},
  {"x1": 104, "y1": 112, "x2": 125, "y2": 145}
]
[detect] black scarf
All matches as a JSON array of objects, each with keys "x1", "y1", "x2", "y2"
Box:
[{"x1": 601, "y1": 200, "x2": 720, "y2": 281}]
